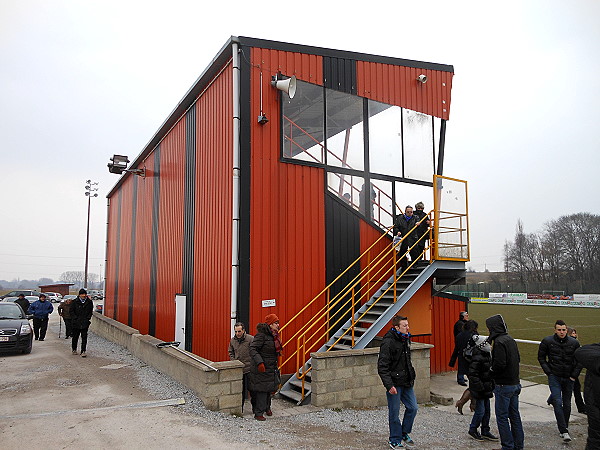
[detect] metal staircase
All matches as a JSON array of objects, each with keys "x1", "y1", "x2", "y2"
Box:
[
  {"x1": 278, "y1": 259, "x2": 432, "y2": 405},
  {"x1": 277, "y1": 174, "x2": 470, "y2": 405}
]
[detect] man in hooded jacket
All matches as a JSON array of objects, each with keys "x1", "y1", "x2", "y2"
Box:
[
  {"x1": 378, "y1": 315, "x2": 418, "y2": 448},
  {"x1": 486, "y1": 314, "x2": 524, "y2": 450},
  {"x1": 574, "y1": 342, "x2": 600, "y2": 450}
]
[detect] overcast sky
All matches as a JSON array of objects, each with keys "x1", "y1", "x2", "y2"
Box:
[{"x1": 1, "y1": 0, "x2": 599, "y2": 282}]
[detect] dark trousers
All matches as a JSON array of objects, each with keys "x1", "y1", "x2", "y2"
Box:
[
  {"x1": 72, "y1": 327, "x2": 89, "y2": 352},
  {"x1": 250, "y1": 391, "x2": 272, "y2": 416},
  {"x1": 32, "y1": 317, "x2": 49, "y2": 340},
  {"x1": 63, "y1": 318, "x2": 73, "y2": 338},
  {"x1": 548, "y1": 374, "x2": 574, "y2": 434}
]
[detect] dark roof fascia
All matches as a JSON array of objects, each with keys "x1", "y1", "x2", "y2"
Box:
[
  {"x1": 237, "y1": 36, "x2": 454, "y2": 73},
  {"x1": 107, "y1": 36, "x2": 236, "y2": 197},
  {"x1": 434, "y1": 291, "x2": 470, "y2": 303}
]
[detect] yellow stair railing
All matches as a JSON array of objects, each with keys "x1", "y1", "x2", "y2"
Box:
[{"x1": 279, "y1": 213, "x2": 432, "y2": 401}]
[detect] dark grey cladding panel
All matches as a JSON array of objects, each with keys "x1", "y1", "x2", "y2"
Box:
[{"x1": 323, "y1": 57, "x2": 357, "y2": 95}]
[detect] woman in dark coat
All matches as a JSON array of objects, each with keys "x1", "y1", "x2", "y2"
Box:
[
  {"x1": 466, "y1": 335, "x2": 498, "y2": 442},
  {"x1": 454, "y1": 320, "x2": 478, "y2": 413},
  {"x1": 249, "y1": 313, "x2": 282, "y2": 420}
]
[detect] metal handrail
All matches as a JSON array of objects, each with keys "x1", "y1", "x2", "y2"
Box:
[
  {"x1": 280, "y1": 213, "x2": 432, "y2": 377},
  {"x1": 283, "y1": 115, "x2": 396, "y2": 227}
]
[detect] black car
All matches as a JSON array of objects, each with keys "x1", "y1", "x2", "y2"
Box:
[
  {"x1": 0, "y1": 289, "x2": 41, "y2": 300},
  {"x1": 0, "y1": 302, "x2": 33, "y2": 354}
]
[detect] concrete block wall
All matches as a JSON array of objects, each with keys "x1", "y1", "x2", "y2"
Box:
[
  {"x1": 90, "y1": 313, "x2": 244, "y2": 415},
  {"x1": 310, "y1": 343, "x2": 433, "y2": 409}
]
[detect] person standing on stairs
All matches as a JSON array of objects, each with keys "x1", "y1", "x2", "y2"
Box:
[
  {"x1": 393, "y1": 206, "x2": 417, "y2": 270},
  {"x1": 378, "y1": 315, "x2": 418, "y2": 448}
]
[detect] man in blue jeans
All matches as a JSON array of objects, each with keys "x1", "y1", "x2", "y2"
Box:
[
  {"x1": 486, "y1": 314, "x2": 524, "y2": 450},
  {"x1": 537, "y1": 319, "x2": 581, "y2": 443},
  {"x1": 378, "y1": 315, "x2": 418, "y2": 448}
]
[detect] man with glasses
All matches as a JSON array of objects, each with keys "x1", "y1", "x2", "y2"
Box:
[
  {"x1": 378, "y1": 315, "x2": 418, "y2": 448},
  {"x1": 229, "y1": 322, "x2": 254, "y2": 409}
]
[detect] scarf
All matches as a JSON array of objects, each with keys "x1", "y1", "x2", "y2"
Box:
[{"x1": 271, "y1": 329, "x2": 283, "y2": 355}]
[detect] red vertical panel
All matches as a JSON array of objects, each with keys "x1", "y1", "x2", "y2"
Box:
[
  {"x1": 154, "y1": 119, "x2": 186, "y2": 341},
  {"x1": 116, "y1": 178, "x2": 133, "y2": 324},
  {"x1": 412, "y1": 295, "x2": 464, "y2": 374},
  {"x1": 131, "y1": 155, "x2": 155, "y2": 334},
  {"x1": 356, "y1": 61, "x2": 453, "y2": 119},
  {"x1": 192, "y1": 62, "x2": 233, "y2": 362},
  {"x1": 104, "y1": 194, "x2": 118, "y2": 318},
  {"x1": 248, "y1": 47, "x2": 325, "y2": 373}
]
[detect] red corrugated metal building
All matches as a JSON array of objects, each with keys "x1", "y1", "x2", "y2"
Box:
[{"x1": 104, "y1": 37, "x2": 465, "y2": 373}]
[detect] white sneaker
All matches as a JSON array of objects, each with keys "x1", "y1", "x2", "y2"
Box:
[{"x1": 562, "y1": 432, "x2": 571, "y2": 442}]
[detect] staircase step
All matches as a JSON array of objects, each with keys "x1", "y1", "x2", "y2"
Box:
[
  {"x1": 326, "y1": 342, "x2": 353, "y2": 350},
  {"x1": 289, "y1": 378, "x2": 312, "y2": 392},
  {"x1": 279, "y1": 388, "x2": 306, "y2": 405}
]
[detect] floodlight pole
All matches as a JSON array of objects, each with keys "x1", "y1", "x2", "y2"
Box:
[{"x1": 84, "y1": 180, "x2": 98, "y2": 289}]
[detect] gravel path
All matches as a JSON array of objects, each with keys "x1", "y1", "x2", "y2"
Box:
[{"x1": 86, "y1": 331, "x2": 588, "y2": 449}]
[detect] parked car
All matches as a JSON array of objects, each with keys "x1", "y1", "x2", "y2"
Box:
[
  {"x1": 61, "y1": 295, "x2": 77, "y2": 302},
  {"x1": 0, "y1": 289, "x2": 41, "y2": 300},
  {"x1": 43, "y1": 292, "x2": 62, "y2": 303},
  {"x1": 0, "y1": 302, "x2": 33, "y2": 354},
  {"x1": 3, "y1": 295, "x2": 39, "y2": 307}
]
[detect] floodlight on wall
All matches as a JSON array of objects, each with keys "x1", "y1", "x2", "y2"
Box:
[
  {"x1": 417, "y1": 74, "x2": 428, "y2": 84},
  {"x1": 271, "y1": 74, "x2": 297, "y2": 99},
  {"x1": 107, "y1": 154, "x2": 146, "y2": 177}
]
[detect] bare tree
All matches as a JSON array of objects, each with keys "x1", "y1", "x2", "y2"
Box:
[{"x1": 59, "y1": 271, "x2": 85, "y2": 287}]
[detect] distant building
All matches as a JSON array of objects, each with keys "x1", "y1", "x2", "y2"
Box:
[{"x1": 38, "y1": 283, "x2": 75, "y2": 297}]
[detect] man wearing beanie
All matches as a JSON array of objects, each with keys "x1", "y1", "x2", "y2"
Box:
[
  {"x1": 249, "y1": 313, "x2": 282, "y2": 421},
  {"x1": 70, "y1": 289, "x2": 94, "y2": 357}
]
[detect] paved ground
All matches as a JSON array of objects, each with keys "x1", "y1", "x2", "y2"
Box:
[{"x1": 0, "y1": 309, "x2": 590, "y2": 449}]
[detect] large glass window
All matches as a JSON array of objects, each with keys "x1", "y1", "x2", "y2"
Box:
[
  {"x1": 403, "y1": 108, "x2": 434, "y2": 181},
  {"x1": 327, "y1": 173, "x2": 364, "y2": 212},
  {"x1": 368, "y1": 100, "x2": 402, "y2": 178},
  {"x1": 325, "y1": 89, "x2": 364, "y2": 170},
  {"x1": 282, "y1": 80, "x2": 325, "y2": 164}
]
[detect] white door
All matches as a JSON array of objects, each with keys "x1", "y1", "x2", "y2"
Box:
[{"x1": 175, "y1": 294, "x2": 186, "y2": 344}]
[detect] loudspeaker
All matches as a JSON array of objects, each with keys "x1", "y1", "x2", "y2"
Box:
[{"x1": 271, "y1": 75, "x2": 297, "y2": 99}]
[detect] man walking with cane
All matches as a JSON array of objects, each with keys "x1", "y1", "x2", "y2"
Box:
[{"x1": 58, "y1": 296, "x2": 74, "y2": 339}]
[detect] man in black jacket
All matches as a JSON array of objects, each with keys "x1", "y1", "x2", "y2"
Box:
[
  {"x1": 378, "y1": 315, "x2": 418, "y2": 449},
  {"x1": 412, "y1": 202, "x2": 430, "y2": 261},
  {"x1": 393, "y1": 206, "x2": 417, "y2": 270},
  {"x1": 15, "y1": 294, "x2": 30, "y2": 315},
  {"x1": 575, "y1": 342, "x2": 600, "y2": 450},
  {"x1": 70, "y1": 289, "x2": 94, "y2": 357},
  {"x1": 486, "y1": 314, "x2": 524, "y2": 450},
  {"x1": 538, "y1": 319, "x2": 581, "y2": 443}
]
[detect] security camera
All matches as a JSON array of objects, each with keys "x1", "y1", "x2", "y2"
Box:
[{"x1": 417, "y1": 74, "x2": 428, "y2": 84}]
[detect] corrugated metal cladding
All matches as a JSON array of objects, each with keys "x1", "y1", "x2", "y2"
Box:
[
  {"x1": 356, "y1": 61, "x2": 453, "y2": 120},
  {"x1": 105, "y1": 61, "x2": 234, "y2": 361},
  {"x1": 248, "y1": 48, "x2": 325, "y2": 372},
  {"x1": 153, "y1": 118, "x2": 186, "y2": 340},
  {"x1": 323, "y1": 57, "x2": 356, "y2": 94},
  {"x1": 191, "y1": 63, "x2": 233, "y2": 362},
  {"x1": 412, "y1": 295, "x2": 466, "y2": 374}
]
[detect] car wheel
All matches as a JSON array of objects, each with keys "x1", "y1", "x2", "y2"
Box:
[{"x1": 23, "y1": 346, "x2": 32, "y2": 354}]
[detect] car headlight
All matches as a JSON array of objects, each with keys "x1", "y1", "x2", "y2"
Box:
[{"x1": 20, "y1": 323, "x2": 32, "y2": 334}]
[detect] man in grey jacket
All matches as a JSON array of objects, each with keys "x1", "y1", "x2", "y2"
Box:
[{"x1": 229, "y1": 322, "x2": 254, "y2": 408}]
